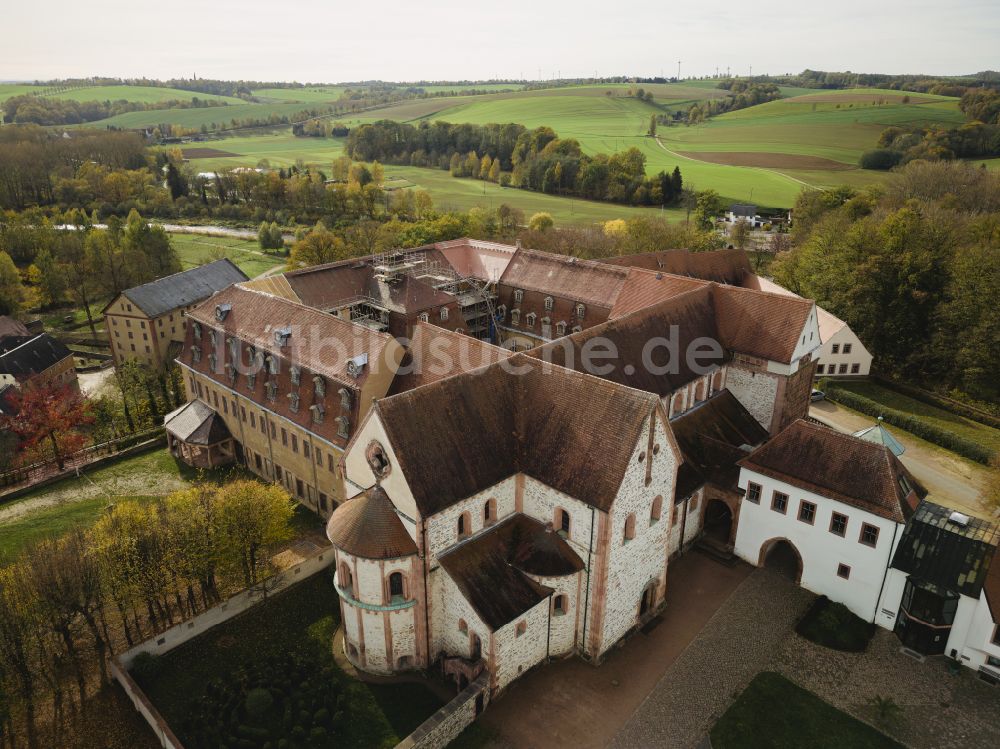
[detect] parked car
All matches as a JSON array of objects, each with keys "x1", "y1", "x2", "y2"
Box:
[{"x1": 810, "y1": 389, "x2": 825, "y2": 402}]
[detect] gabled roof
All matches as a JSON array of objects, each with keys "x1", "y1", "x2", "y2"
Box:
[
  {"x1": 185, "y1": 283, "x2": 396, "y2": 388},
  {"x1": 711, "y1": 284, "x2": 813, "y2": 363},
  {"x1": 891, "y1": 500, "x2": 998, "y2": 600},
  {"x1": 438, "y1": 514, "x2": 582, "y2": 630},
  {"x1": 671, "y1": 389, "x2": 769, "y2": 491},
  {"x1": 0, "y1": 334, "x2": 72, "y2": 377},
  {"x1": 375, "y1": 354, "x2": 659, "y2": 517},
  {"x1": 604, "y1": 249, "x2": 752, "y2": 286},
  {"x1": 743, "y1": 276, "x2": 851, "y2": 346},
  {"x1": 528, "y1": 286, "x2": 724, "y2": 397},
  {"x1": 739, "y1": 420, "x2": 923, "y2": 522},
  {"x1": 115, "y1": 259, "x2": 248, "y2": 317},
  {"x1": 325, "y1": 485, "x2": 418, "y2": 560},
  {"x1": 610, "y1": 268, "x2": 708, "y2": 318},
  {"x1": 388, "y1": 322, "x2": 513, "y2": 394},
  {"x1": 163, "y1": 399, "x2": 232, "y2": 445},
  {"x1": 0, "y1": 316, "x2": 30, "y2": 338},
  {"x1": 499, "y1": 248, "x2": 628, "y2": 308}
]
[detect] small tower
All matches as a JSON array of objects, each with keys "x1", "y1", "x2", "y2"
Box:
[{"x1": 852, "y1": 416, "x2": 905, "y2": 456}]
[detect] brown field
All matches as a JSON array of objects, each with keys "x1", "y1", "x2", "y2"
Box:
[
  {"x1": 181, "y1": 147, "x2": 240, "y2": 159},
  {"x1": 677, "y1": 151, "x2": 856, "y2": 170}
]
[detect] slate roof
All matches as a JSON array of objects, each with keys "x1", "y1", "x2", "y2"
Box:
[
  {"x1": 529, "y1": 286, "x2": 724, "y2": 397},
  {"x1": 499, "y1": 248, "x2": 629, "y2": 309},
  {"x1": 163, "y1": 399, "x2": 232, "y2": 445},
  {"x1": 325, "y1": 485, "x2": 418, "y2": 559},
  {"x1": 605, "y1": 249, "x2": 752, "y2": 286},
  {"x1": 388, "y1": 322, "x2": 513, "y2": 394},
  {"x1": 891, "y1": 500, "x2": 999, "y2": 600},
  {"x1": 0, "y1": 334, "x2": 72, "y2": 377},
  {"x1": 375, "y1": 354, "x2": 659, "y2": 517},
  {"x1": 671, "y1": 389, "x2": 769, "y2": 492},
  {"x1": 739, "y1": 420, "x2": 924, "y2": 522},
  {"x1": 115, "y1": 259, "x2": 247, "y2": 318},
  {"x1": 438, "y1": 514, "x2": 583, "y2": 630}
]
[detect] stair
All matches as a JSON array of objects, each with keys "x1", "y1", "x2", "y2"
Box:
[{"x1": 694, "y1": 536, "x2": 737, "y2": 566}]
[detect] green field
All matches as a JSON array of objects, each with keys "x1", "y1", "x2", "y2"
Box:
[
  {"x1": 0, "y1": 83, "x2": 241, "y2": 105},
  {"x1": 251, "y1": 86, "x2": 347, "y2": 102},
  {"x1": 168, "y1": 232, "x2": 285, "y2": 278}
]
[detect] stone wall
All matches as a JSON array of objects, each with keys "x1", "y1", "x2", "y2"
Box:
[
  {"x1": 395, "y1": 673, "x2": 490, "y2": 749},
  {"x1": 726, "y1": 366, "x2": 779, "y2": 431},
  {"x1": 492, "y1": 597, "x2": 550, "y2": 692},
  {"x1": 424, "y1": 479, "x2": 517, "y2": 564}
]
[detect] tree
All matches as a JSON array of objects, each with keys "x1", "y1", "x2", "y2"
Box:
[
  {"x1": 289, "y1": 222, "x2": 348, "y2": 268},
  {"x1": 0, "y1": 251, "x2": 25, "y2": 315},
  {"x1": 30, "y1": 248, "x2": 66, "y2": 307},
  {"x1": 479, "y1": 155, "x2": 492, "y2": 180},
  {"x1": 488, "y1": 158, "x2": 501, "y2": 183},
  {"x1": 528, "y1": 212, "x2": 554, "y2": 232},
  {"x1": 648, "y1": 114, "x2": 657, "y2": 137},
  {"x1": 1, "y1": 383, "x2": 93, "y2": 470},
  {"x1": 56, "y1": 231, "x2": 101, "y2": 337},
  {"x1": 731, "y1": 217, "x2": 752, "y2": 250},
  {"x1": 216, "y1": 481, "x2": 294, "y2": 587},
  {"x1": 165, "y1": 163, "x2": 188, "y2": 200},
  {"x1": 693, "y1": 189, "x2": 725, "y2": 231},
  {"x1": 0, "y1": 564, "x2": 41, "y2": 747}
]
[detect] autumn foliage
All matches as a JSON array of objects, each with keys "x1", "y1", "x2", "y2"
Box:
[{"x1": 1, "y1": 382, "x2": 93, "y2": 469}]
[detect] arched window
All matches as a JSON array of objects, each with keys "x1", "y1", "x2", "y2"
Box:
[
  {"x1": 514, "y1": 289, "x2": 524, "y2": 304},
  {"x1": 556, "y1": 508, "x2": 571, "y2": 537},
  {"x1": 339, "y1": 563, "x2": 353, "y2": 593},
  {"x1": 418, "y1": 312, "x2": 429, "y2": 323},
  {"x1": 457, "y1": 512, "x2": 471, "y2": 539},
  {"x1": 623, "y1": 513, "x2": 636, "y2": 543},
  {"x1": 553, "y1": 594, "x2": 567, "y2": 615},
  {"x1": 388, "y1": 572, "x2": 404, "y2": 601},
  {"x1": 458, "y1": 618, "x2": 468, "y2": 634},
  {"x1": 650, "y1": 496, "x2": 663, "y2": 525},
  {"x1": 484, "y1": 498, "x2": 497, "y2": 525}
]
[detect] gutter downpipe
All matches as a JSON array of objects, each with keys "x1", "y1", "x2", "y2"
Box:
[{"x1": 581, "y1": 506, "x2": 595, "y2": 659}]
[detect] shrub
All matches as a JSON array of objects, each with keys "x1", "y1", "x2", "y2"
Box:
[
  {"x1": 860, "y1": 148, "x2": 903, "y2": 170},
  {"x1": 244, "y1": 688, "x2": 274, "y2": 721},
  {"x1": 130, "y1": 652, "x2": 163, "y2": 683},
  {"x1": 796, "y1": 596, "x2": 875, "y2": 652}
]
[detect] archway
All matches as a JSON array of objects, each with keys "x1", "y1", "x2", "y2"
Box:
[
  {"x1": 759, "y1": 538, "x2": 803, "y2": 583},
  {"x1": 704, "y1": 499, "x2": 734, "y2": 544}
]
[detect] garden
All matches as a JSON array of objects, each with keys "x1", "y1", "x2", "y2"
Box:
[{"x1": 133, "y1": 572, "x2": 444, "y2": 749}]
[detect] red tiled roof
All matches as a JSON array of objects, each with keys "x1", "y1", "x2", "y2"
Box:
[
  {"x1": 610, "y1": 268, "x2": 707, "y2": 318},
  {"x1": 605, "y1": 249, "x2": 752, "y2": 285},
  {"x1": 739, "y1": 420, "x2": 924, "y2": 522},
  {"x1": 711, "y1": 285, "x2": 813, "y2": 364},
  {"x1": 499, "y1": 248, "x2": 628, "y2": 308},
  {"x1": 375, "y1": 355, "x2": 659, "y2": 517},
  {"x1": 325, "y1": 485, "x2": 418, "y2": 559},
  {"x1": 389, "y1": 322, "x2": 513, "y2": 394}
]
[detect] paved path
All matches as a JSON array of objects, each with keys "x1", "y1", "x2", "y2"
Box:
[
  {"x1": 609, "y1": 568, "x2": 812, "y2": 749},
  {"x1": 477, "y1": 551, "x2": 752, "y2": 749},
  {"x1": 810, "y1": 401, "x2": 991, "y2": 518}
]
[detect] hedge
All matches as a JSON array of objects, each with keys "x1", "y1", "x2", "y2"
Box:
[
  {"x1": 872, "y1": 376, "x2": 1000, "y2": 430},
  {"x1": 822, "y1": 384, "x2": 995, "y2": 464}
]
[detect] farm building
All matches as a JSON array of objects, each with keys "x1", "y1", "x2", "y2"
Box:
[
  {"x1": 0, "y1": 332, "x2": 77, "y2": 392},
  {"x1": 162, "y1": 238, "x2": 995, "y2": 702}
]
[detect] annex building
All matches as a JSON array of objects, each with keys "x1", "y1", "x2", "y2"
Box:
[{"x1": 166, "y1": 239, "x2": 999, "y2": 696}]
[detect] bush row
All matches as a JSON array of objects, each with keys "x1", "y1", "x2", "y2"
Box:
[
  {"x1": 872, "y1": 376, "x2": 1000, "y2": 429},
  {"x1": 822, "y1": 384, "x2": 995, "y2": 464}
]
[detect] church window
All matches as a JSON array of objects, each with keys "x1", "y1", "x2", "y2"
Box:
[
  {"x1": 553, "y1": 595, "x2": 567, "y2": 616},
  {"x1": 623, "y1": 513, "x2": 636, "y2": 543},
  {"x1": 556, "y1": 508, "x2": 570, "y2": 537},
  {"x1": 457, "y1": 512, "x2": 471, "y2": 539},
  {"x1": 650, "y1": 496, "x2": 663, "y2": 524},
  {"x1": 484, "y1": 498, "x2": 497, "y2": 525},
  {"x1": 388, "y1": 572, "x2": 405, "y2": 602}
]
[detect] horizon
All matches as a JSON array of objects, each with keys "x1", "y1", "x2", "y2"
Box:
[{"x1": 3, "y1": 0, "x2": 999, "y2": 82}]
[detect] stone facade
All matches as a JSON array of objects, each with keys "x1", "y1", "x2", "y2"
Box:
[{"x1": 726, "y1": 364, "x2": 779, "y2": 431}]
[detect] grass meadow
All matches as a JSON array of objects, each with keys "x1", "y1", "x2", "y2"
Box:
[
  {"x1": 0, "y1": 83, "x2": 241, "y2": 105},
  {"x1": 168, "y1": 232, "x2": 285, "y2": 278}
]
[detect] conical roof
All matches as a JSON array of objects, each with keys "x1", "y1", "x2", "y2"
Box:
[
  {"x1": 852, "y1": 418, "x2": 905, "y2": 457},
  {"x1": 325, "y1": 485, "x2": 418, "y2": 559}
]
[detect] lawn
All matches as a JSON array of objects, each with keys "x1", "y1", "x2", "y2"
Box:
[
  {"x1": 711, "y1": 672, "x2": 903, "y2": 749},
  {"x1": 168, "y1": 232, "x2": 285, "y2": 278},
  {"x1": 829, "y1": 380, "x2": 1000, "y2": 455},
  {"x1": 0, "y1": 448, "x2": 250, "y2": 562},
  {"x1": 138, "y1": 572, "x2": 443, "y2": 749}
]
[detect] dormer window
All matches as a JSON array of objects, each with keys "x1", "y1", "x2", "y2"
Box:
[
  {"x1": 214, "y1": 304, "x2": 231, "y2": 322},
  {"x1": 273, "y1": 326, "x2": 291, "y2": 347},
  {"x1": 313, "y1": 375, "x2": 326, "y2": 398},
  {"x1": 418, "y1": 312, "x2": 429, "y2": 323},
  {"x1": 224, "y1": 362, "x2": 236, "y2": 385},
  {"x1": 335, "y1": 415, "x2": 350, "y2": 440},
  {"x1": 572, "y1": 325, "x2": 582, "y2": 333},
  {"x1": 265, "y1": 355, "x2": 278, "y2": 375},
  {"x1": 439, "y1": 307, "x2": 449, "y2": 321},
  {"x1": 310, "y1": 403, "x2": 325, "y2": 424},
  {"x1": 544, "y1": 296, "x2": 553, "y2": 311},
  {"x1": 208, "y1": 352, "x2": 217, "y2": 372},
  {"x1": 346, "y1": 353, "x2": 368, "y2": 379},
  {"x1": 510, "y1": 309, "x2": 520, "y2": 325},
  {"x1": 266, "y1": 381, "x2": 277, "y2": 402},
  {"x1": 575, "y1": 303, "x2": 585, "y2": 318},
  {"x1": 514, "y1": 289, "x2": 523, "y2": 304},
  {"x1": 246, "y1": 371, "x2": 256, "y2": 389},
  {"x1": 191, "y1": 345, "x2": 201, "y2": 363},
  {"x1": 556, "y1": 321, "x2": 567, "y2": 336},
  {"x1": 290, "y1": 366, "x2": 301, "y2": 386},
  {"x1": 338, "y1": 387, "x2": 353, "y2": 410},
  {"x1": 525, "y1": 312, "x2": 536, "y2": 327},
  {"x1": 227, "y1": 337, "x2": 239, "y2": 360},
  {"x1": 288, "y1": 392, "x2": 300, "y2": 413}
]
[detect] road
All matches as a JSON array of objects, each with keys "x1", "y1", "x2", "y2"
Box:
[{"x1": 810, "y1": 400, "x2": 992, "y2": 519}]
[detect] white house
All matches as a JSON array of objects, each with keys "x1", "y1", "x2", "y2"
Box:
[
  {"x1": 875, "y1": 501, "x2": 1000, "y2": 683},
  {"x1": 726, "y1": 204, "x2": 763, "y2": 228},
  {"x1": 734, "y1": 420, "x2": 923, "y2": 621}
]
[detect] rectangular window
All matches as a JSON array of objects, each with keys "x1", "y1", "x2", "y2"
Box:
[
  {"x1": 816, "y1": 364, "x2": 824, "y2": 374},
  {"x1": 798, "y1": 500, "x2": 816, "y2": 525},
  {"x1": 837, "y1": 563, "x2": 851, "y2": 580},
  {"x1": 746, "y1": 482, "x2": 762, "y2": 504},
  {"x1": 291, "y1": 434, "x2": 298, "y2": 452},
  {"x1": 303, "y1": 442, "x2": 311, "y2": 459},
  {"x1": 991, "y1": 629, "x2": 1000, "y2": 647},
  {"x1": 250, "y1": 412, "x2": 256, "y2": 429},
  {"x1": 319, "y1": 493, "x2": 328, "y2": 512},
  {"x1": 843, "y1": 343, "x2": 852, "y2": 354},
  {"x1": 851, "y1": 363, "x2": 860, "y2": 374},
  {"x1": 839, "y1": 363, "x2": 848, "y2": 374},
  {"x1": 771, "y1": 491, "x2": 788, "y2": 514},
  {"x1": 328, "y1": 454, "x2": 336, "y2": 473},
  {"x1": 222, "y1": 398, "x2": 228, "y2": 415},
  {"x1": 830, "y1": 512, "x2": 848, "y2": 537},
  {"x1": 281, "y1": 428, "x2": 288, "y2": 446},
  {"x1": 296, "y1": 479, "x2": 304, "y2": 498},
  {"x1": 275, "y1": 465, "x2": 283, "y2": 481},
  {"x1": 315, "y1": 447, "x2": 322, "y2": 465},
  {"x1": 212, "y1": 392, "x2": 219, "y2": 408},
  {"x1": 860, "y1": 523, "x2": 880, "y2": 547},
  {"x1": 831, "y1": 344, "x2": 839, "y2": 354}
]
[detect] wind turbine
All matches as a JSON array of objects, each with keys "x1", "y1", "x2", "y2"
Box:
[{"x1": 677, "y1": 60, "x2": 682, "y2": 80}]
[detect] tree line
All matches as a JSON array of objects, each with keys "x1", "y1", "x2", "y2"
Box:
[
  {"x1": 686, "y1": 82, "x2": 781, "y2": 123},
  {"x1": 2, "y1": 95, "x2": 229, "y2": 127},
  {"x1": 772, "y1": 160, "x2": 1000, "y2": 404},
  {"x1": 346, "y1": 120, "x2": 685, "y2": 206},
  {"x1": 0, "y1": 479, "x2": 295, "y2": 747}
]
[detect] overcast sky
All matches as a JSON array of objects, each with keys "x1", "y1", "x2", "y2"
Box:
[{"x1": 3, "y1": 0, "x2": 998, "y2": 83}]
